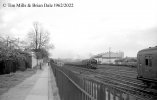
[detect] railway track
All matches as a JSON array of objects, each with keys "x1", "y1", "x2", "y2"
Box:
[
  {"x1": 65, "y1": 65, "x2": 144, "y2": 87},
  {"x1": 64, "y1": 64, "x2": 157, "y2": 99},
  {"x1": 97, "y1": 65, "x2": 137, "y2": 76},
  {"x1": 96, "y1": 69, "x2": 143, "y2": 85}
]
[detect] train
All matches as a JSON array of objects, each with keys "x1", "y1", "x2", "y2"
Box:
[
  {"x1": 137, "y1": 46, "x2": 157, "y2": 87},
  {"x1": 65, "y1": 58, "x2": 98, "y2": 69},
  {"x1": 81, "y1": 59, "x2": 97, "y2": 69}
]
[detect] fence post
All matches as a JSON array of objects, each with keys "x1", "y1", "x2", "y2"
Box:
[{"x1": 98, "y1": 84, "x2": 106, "y2": 100}]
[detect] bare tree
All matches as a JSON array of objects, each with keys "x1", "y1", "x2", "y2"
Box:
[
  {"x1": 0, "y1": 36, "x2": 20, "y2": 49},
  {"x1": 27, "y1": 22, "x2": 54, "y2": 58},
  {"x1": 27, "y1": 22, "x2": 54, "y2": 50}
]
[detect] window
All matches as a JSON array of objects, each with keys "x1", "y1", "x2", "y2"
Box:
[
  {"x1": 149, "y1": 59, "x2": 152, "y2": 67},
  {"x1": 145, "y1": 59, "x2": 148, "y2": 65},
  {"x1": 145, "y1": 56, "x2": 152, "y2": 67}
]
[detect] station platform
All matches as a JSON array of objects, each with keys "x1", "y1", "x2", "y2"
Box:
[{"x1": 0, "y1": 64, "x2": 60, "y2": 100}]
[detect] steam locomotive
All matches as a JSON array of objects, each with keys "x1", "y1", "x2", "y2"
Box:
[
  {"x1": 81, "y1": 59, "x2": 97, "y2": 69},
  {"x1": 65, "y1": 58, "x2": 97, "y2": 69}
]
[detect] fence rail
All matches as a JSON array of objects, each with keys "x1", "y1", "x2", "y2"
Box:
[{"x1": 50, "y1": 62, "x2": 147, "y2": 100}]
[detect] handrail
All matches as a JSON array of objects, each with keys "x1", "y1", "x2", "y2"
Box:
[{"x1": 51, "y1": 66, "x2": 97, "y2": 100}]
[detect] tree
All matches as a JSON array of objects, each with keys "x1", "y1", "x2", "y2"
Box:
[
  {"x1": 27, "y1": 22, "x2": 54, "y2": 57},
  {"x1": 0, "y1": 35, "x2": 30, "y2": 63},
  {"x1": 28, "y1": 22, "x2": 54, "y2": 50},
  {"x1": 36, "y1": 48, "x2": 49, "y2": 59}
]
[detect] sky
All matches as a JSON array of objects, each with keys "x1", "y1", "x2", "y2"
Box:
[{"x1": 0, "y1": 0, "x2": 157, "y2": 59}]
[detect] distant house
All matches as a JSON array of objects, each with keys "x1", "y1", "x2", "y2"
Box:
[{"x1": 93, "y1": 51, "x2": 124, "y2": 64}]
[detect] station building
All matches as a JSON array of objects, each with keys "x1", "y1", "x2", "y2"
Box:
[{"x1": 93, "y1": 51, "x2": 124, "y2": 64}]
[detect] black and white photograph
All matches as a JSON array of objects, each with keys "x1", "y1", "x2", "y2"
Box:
[{"x1": 0, "y1": 0, "x2": 157, "y2": 100}]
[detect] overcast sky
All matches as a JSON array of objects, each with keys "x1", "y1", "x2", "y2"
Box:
[{"x1": 0, "y1": 0, "x2": 157, "y2": 59}]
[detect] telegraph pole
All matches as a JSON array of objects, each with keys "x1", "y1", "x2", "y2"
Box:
[{"x1": 109, "y1": 47, "x2": 111, "y2": 64}]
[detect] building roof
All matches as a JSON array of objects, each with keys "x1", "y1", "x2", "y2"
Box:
[{"x1": 93, "y1": 51, "x2": 124, "y2": 59}]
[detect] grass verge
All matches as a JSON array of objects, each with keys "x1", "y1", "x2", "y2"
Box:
[{"x1": 0, "y1": 69, "x2": 36, "y2": 95}]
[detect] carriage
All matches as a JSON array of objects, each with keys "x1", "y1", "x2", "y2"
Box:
[{"x1": 137, "y1": 46, "x2": 157, "y2": 86}]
